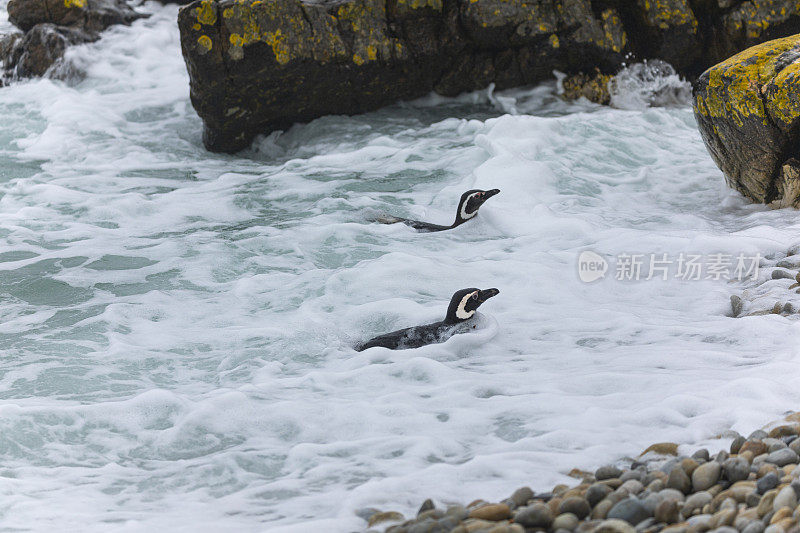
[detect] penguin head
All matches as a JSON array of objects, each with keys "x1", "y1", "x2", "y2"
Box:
[
  {"x1": 454, "y1": 189, "x2": 500, "y2": 225},
  {"x1": 445, "y1": 287, "x2": 500, "y2": 323}
]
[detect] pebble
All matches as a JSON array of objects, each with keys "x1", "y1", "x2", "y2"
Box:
[
  {"x1": 693, "y1": 462, "x2": 722, "y2": 492},
  {"x1": 587, "y1": 484, "x2": 614, "y2": 507},
  {"x1": 654, "y1": 499, "x2": 679, "y2": 524},
  {"x1": 559, "y1": 497, "x2": 591, "y2": 520},
  {"x1": 742, "y1": 441, "x2": 769, "y2": 456},
  {"x1": 723, "y1": 457, "x2": 750, "y2": 483},
  {"x1": 620, "y1": 480, "x2": 644, "y2": 495},
  {"x1": 514, "y1": 503, "x2": 552, "y2": 528},
  {"x1": 469, "y1": 504, "x2": 510, "y2": 521},
  {"x1": 683, "y1": 491, "x2": 713, "y2": 517},
  {"x1": 607, "y1": 498, "x2": 650, "y2": 526},
  {"x1": 368, "y1": 511, "x2": 404, "y2": 527},
  {"x1": 742, "y1": 521, "x2": 766, "y2": 533},
  {"x1": 693, "y1": 449, "x2": 711, "y2": 462},
  {"x1": 597, "y1": 466, "x2": 624, "y2": 481},
  {"x1": 594, "y1": 519, "x2": 637, "y2": 533},
  {"x1": 772, "y1": 486, "x2": 797, "y2": 511},
  {"x1": 731, "y1": 436, "x2": 746, "y2": 454},
  {"x1": 510, "y1": 487, "x2": 533, "y2": 508},
  {"x1": 757, "y1": 472, "x2": 779, "y2": 494},
  {"x1": 766, "y1": 448, "x2": 799, "y2": 467},
  {"x1": 552, "y1": 512, "x2": 579, "y2": 530},
  {"x1": 667, "y1": 466, "x2": 692, "y2": 494}
]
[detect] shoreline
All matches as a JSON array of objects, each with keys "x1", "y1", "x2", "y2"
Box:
[{"x1": 364, "y1": 413, "x2": 800, "y2": 533}]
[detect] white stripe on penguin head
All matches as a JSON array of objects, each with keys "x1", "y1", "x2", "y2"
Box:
[
  {"x1": 459, "y1": 192, "x2": 482, "y2": 221},
  {"x1": 455, "y1": 291, "x2": 478, "y2": 320}
]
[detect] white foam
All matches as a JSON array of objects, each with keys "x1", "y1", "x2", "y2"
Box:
[{"x1": 2, "y1": 5, "x2": 800, "y2": 531}]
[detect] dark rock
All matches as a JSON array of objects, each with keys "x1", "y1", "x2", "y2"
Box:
[
  {"x1": 559, "y1": 497, "x2": 591, "y2": 520},
  {"x1": 723, "y1": 458, "x2": 750, "y2": 483},
  {"x1": 597, "y1": 466, "x2": 624, "y2": 481},
  {"x1": 667, "y1": 466, "x2": 692, "y2": 494},
  {"x1": 561, "y1": 69, "x2": 612, "y2": 105},
  {"x1": 7, "y1": 23, "x2": 97, "y2": 78},
  {"x1": 418, "y1": 499, "x2": 435, "y2": 516},
  {"x1": 7, "y1": 0, "x2": 145, "y2": 33},
  {"x1": 587, "y1": 484, "x2": 614, "y2": 507},
  {"x1": 765, "y1": 448, "x2": 799, "y2": 466},
  {"x1": 607, "y1": 498, "x2": 651, "y2": 526},
  {"x1": 757, "y1": 472, "x2": 779, "y2": 495},
  {"x1": 692, "y1": 449, "x2": 710, "y2": 462},
  {"x1": 510, "y1": 487, "x2": 534, "y2": 508},
  {"x1": 514, "y1": 503, "x2": 553, "y2": 528}
]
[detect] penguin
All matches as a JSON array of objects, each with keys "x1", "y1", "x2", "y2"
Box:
[
  {"x1": 356, "y1": 287, "x2": 499, "y2": 351},
  {"x1": 374, "y1": 189, "x2": 500, "y2": 232}
]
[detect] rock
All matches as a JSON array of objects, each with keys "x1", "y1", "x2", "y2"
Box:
[
  {"x1": 594, "y1": 519, "x2": 637, "y2": 533},
  {"x1": 597, "y1": 466, "x2": 625, "y2": 481},
  {"x1": 510, "y1": 487, "x2": 534, "y2": 508},
  {"x1": 587, "y1": 484, "x2": 614, "y2": 507},
  {"x1": 368, "y1": 511, "x2": 404, "y2": 527},
  {"x1": 758, "y1": 472, "x2": 780, "y2": 495},
  {"x1": 758, "y1": 490, "x2": 778, "y2": 518},
  {"x1": 724, "y1": 458, "x2": 751, "y2": 483},
  {"x1": 693, "y1": 449, "x2": 711, "y2": 462},
  {"x1": 607, "y1": 499, "x2": 651, "y2": 526},
  {"x1": 655, "y1": 499, "x2": 680, "y2": 524},
  {"x1": 772, "y1": 486, "x2": 798, "y2": 511},
  {"x1": 6, "y1": 23, "x2": 97, "y2": 78},
  {"x1": 620, "y1": 481, "x2": 645, "y2": 496},
  {"x1": 711, "y1": 508, "x2": 738, "y2": 529},
  {"x1": 766, "y1": 449, "x2": 799, "y2": 467},
  {"x1": 693, "y1": 462, "x2": 723, "y2": 492},
  {"x1": 553, "y1": 512, "x2": 580, "y2": 530},
  {"x1": 693, "y1": 35, "x2": 800, "y2": 207},
  {"x1": 743, "y1": 522, "x2": 766, "y2": 533},
  {"x1": 469, "y1": 504, "x2": 511, "y2": 521},
  {"x1": 730, "y1": 296, "x2": 744, "y2": 317},
  {"x1": 592, "y1": 499, "x2": 615, "y2": 520},
  {"x1": 559, "y1": 497, "x2": 591, "y2": 520},
  {"x1": 561, "y1": 69, "x2": 612, "y2": 105},
  {"x1": 7, "y1": 0, "x2": 144, "y2": 33},
  {"x1": 418, "y1": 499, "x2": 435, "y2": 516},
  {"x1": 683, "y1": 492, "x2": 713, "y2": 517},
  {"x1": 667, "y1": 466, "x2": 692, "y2": 494},
  {"x1": 514, "y1": 503, "x2": 552, "y2": 528}
]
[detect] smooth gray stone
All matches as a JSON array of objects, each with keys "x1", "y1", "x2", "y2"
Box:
[
  {"x1": 597, "y1": 466, "x2": 624, "y2": 481},
  {"x1": 587, "y1": 484, "x2": 614, "y2": 507},
  {"x1": 757, "y1": 472, "x2": 779, "y2": 495},
  {"x1": 765, "y1": 448, "x2": 799, "y2": 466},
  {"x1": 607, "y1": 498, "x2": 651, "y2": 526}
]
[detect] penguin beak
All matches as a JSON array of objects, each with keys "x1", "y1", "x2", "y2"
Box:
[
  {"x1": 477, "y1": 288, "x2": 499, "y2": 303},
  {"x1": 483, "y1": 189, "x2": 500, "y2": 200}
]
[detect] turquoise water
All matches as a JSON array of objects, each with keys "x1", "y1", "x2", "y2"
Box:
[{"x1": 2, "y1": 4, "x2": 800, "y2": 532}]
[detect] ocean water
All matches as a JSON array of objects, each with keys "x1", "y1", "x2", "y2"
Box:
[{"x1": 2, "y1": 3, "x2": 800, "y2": 532}]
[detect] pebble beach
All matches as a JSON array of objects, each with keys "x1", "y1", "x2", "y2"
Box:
[{"x1": 365, "y1": 415, "x2": 800, "y2": 533}]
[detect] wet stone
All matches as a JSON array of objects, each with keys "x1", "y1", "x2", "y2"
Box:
[
  {"x1": 693, "y1": 462, "x2": 722, "y2": 492},
  {"x1": 595, "y1": 519, "x2": 637, "y2": 533},
  {"x1": 772, "y1": 486, "x2": 797, "y2": 511},
  {"x1": 559, "y1": 497, "x2": 591, "y2": 519},
  {"x1": 743, "y1": 521, "x2": 766, "y2": 533},
  {"x1": 510, "y1": 487, "x2": 534, "y2": 508},
  {"x1": 418, "y1": 499, "x2": 435, "y2": 516},
  {"x1": 750, "y1": 430, "x2": 769, "y2": 440},
  {"x1": 766, "y1": 448, "x2": 799, "y2": 467},
  {"x1": 667, "y1": 466, "x2": 692, "y2": 494},
  {"x1": 587, "y1": 484, "x2": 614, "y2": 507},
  {"x1": 693, "y1": 449, "x2": 711, "y2": 462},
  {"x1": 597, "y1": 466, "x2": 624, "y2": 481},
  {"x1": 731, "y1": 436, "x2": 747, "y2": 454},
  {"x1": 514, "y1": 503, "x2": 552, "y2": 528},
  {"x1": 553, "y1": 512, "x2": 580, "y2": 530},
  {"x1": 469, "y1": 503, "x2": 511, "y2": 521},
  {"x1": 654, "y1": 499, "x2": 680, "y2": 524},
  {"x1": 607, "y1": 498, "x2": 650, "y2": 526},
  {"x1": 724, "y1": 458, "x2": 750, "y2": 483},
  {"x1": 683, "y1": 491, "x2": 713, "y2": 517}
]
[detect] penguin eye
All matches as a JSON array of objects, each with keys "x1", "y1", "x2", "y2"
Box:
[{"x1": 471, "y1": 293, "x2": 479, "y2": 300}]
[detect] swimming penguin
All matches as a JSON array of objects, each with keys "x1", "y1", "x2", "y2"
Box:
[
  {"x1": 374, "y1": 189, "x2": 500, "y2": 232},
  {"x1": 356, "y1": 287, "x2": 499, "y2": 351}
]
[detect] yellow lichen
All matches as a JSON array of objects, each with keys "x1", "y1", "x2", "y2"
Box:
[
  {"x1": 197, "y1": 35, "x2": 213, "y2": 52},
  {"x1": 196, "y1": 0, "x2": 217, "y2": 26},
  {"x1": 549, "y1": 34, "x2": 559, "y2": 48},
  {"x1": 64, "y1": 0, "x2": 86, "y2": 8},
  {"x1": 353, "y1": 53, "x2": 364, "y2": 65},
  {"x1": 192, "y1": 23, "x2": 201, "y2": 31}
]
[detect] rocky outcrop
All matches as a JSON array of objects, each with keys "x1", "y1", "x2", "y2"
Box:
[
  {"x1": 1, "y1": 0, "x2": 146, "y2": 82},
  {"x1": 693, "y1": 34, "x2": 800, "y2": 207},
  {"x1": 178, "y1": 0, "x2": 800, "y2": 153}
]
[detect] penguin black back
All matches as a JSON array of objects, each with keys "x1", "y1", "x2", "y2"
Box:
[
  {"x1": 356, "y1": 287, "x2": 499, "y2": 351},
  {"x1": 373, "y1": 189, "x2": 500, "y2": 232}
]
